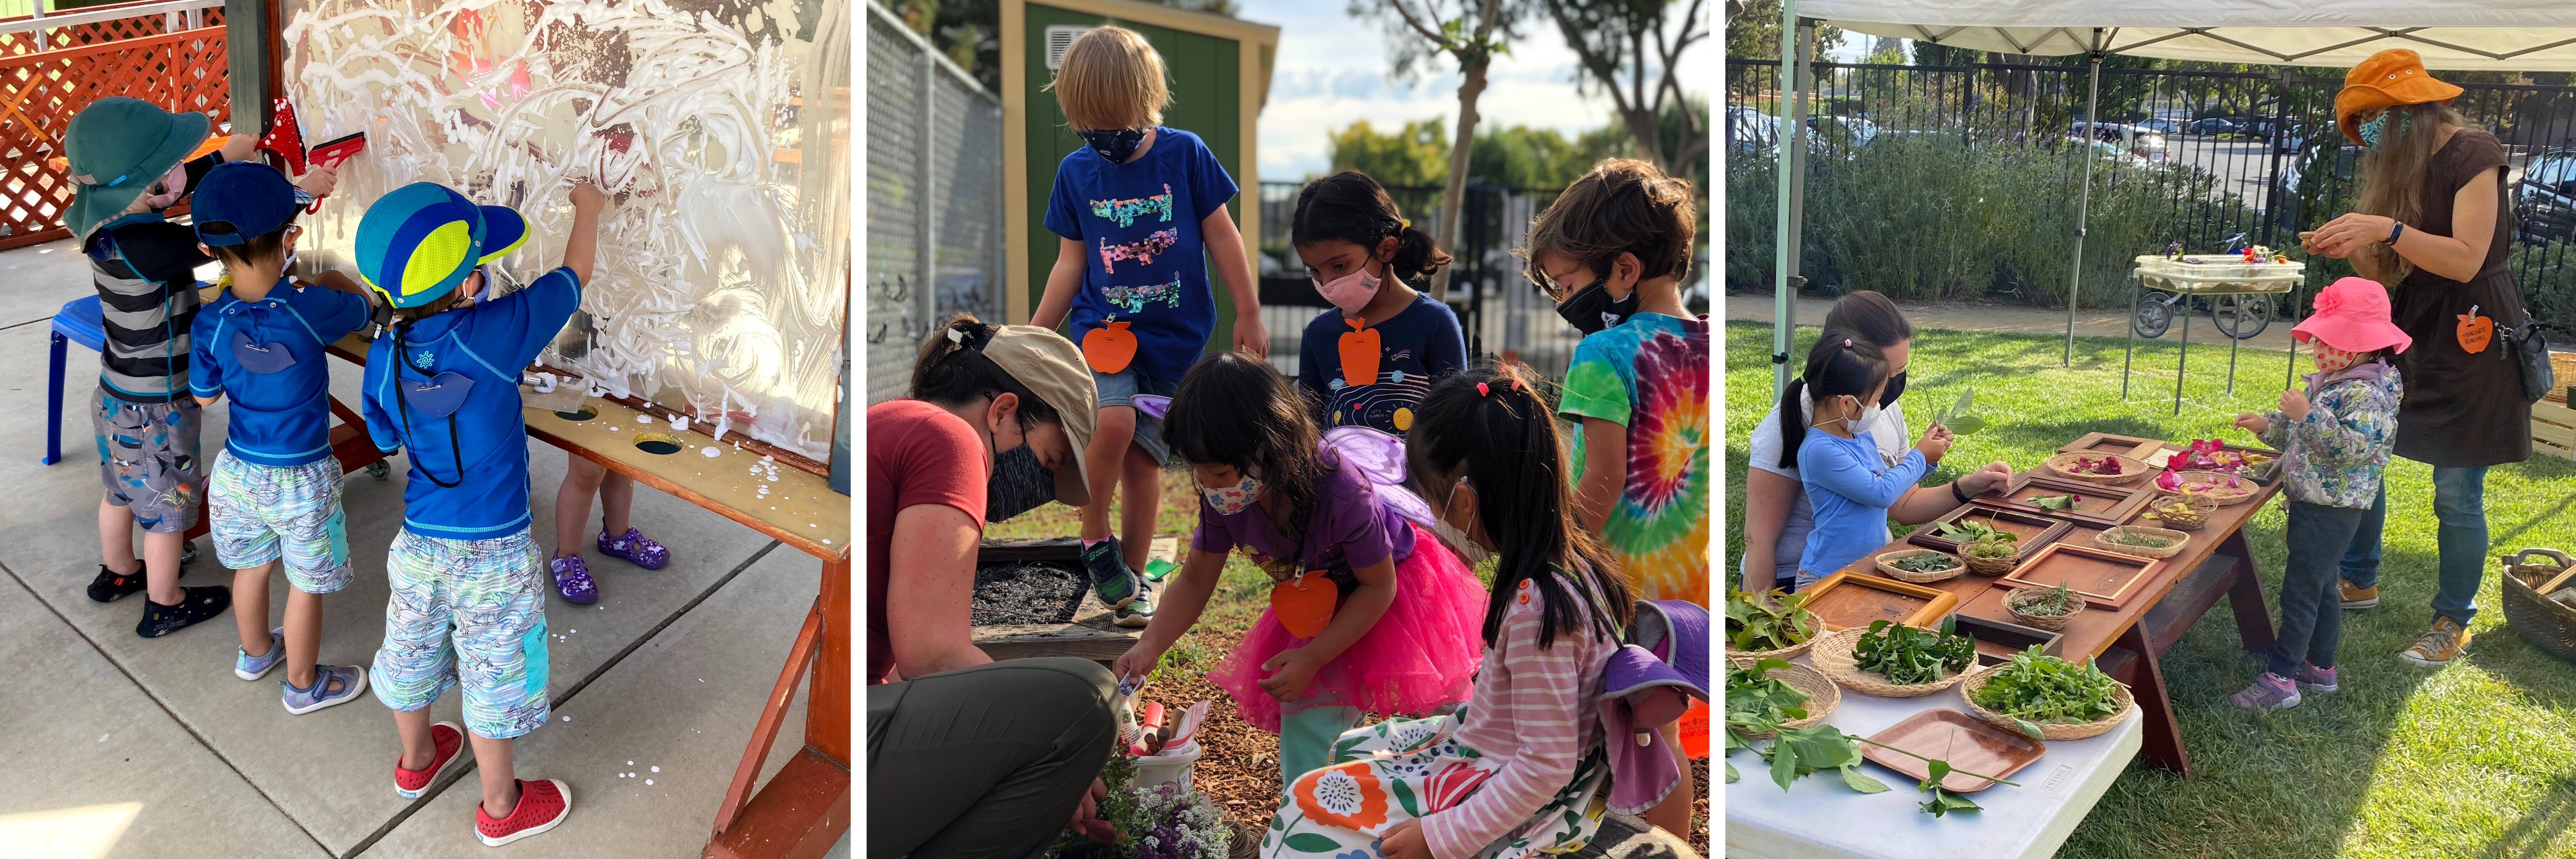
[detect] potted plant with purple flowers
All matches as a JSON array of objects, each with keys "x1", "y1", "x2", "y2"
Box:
[{"x1": 1052, "y1": 754, "x2": 1236, "y2": 859}]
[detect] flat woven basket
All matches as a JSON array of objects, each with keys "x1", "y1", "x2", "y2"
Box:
[
  {"x1": 2499, "y1": 548, "x2": 2576, "y2": 663},
  {"x1": 2002, "y1": 586, "x2": 2089, "y2": 631},
  {"x1": 2093, "y1": 525, "x2": 2190, "y2": 560},
  {"x1": 2139, "y1": 494, "x2": 2218, "y2": 531},
  {"x1": 1957, "y1": 663, "x2": 2136, "y2": 740},
  {"x1": 2174, "y1": 471, "x2": 2260, "y2": 505},
  {"x1": 1724, "y1": 656, "x2": 1841, "y2": 740},
  {"x1": 1875, "y1": 548, "x2": 1966, "y2": 583},
  {"x1": 2043, "y1": 452, "x2": 2150, "y2": 486},
  {"x1": 1808, "y1": 626, "x2": 1974, "y2": 698},
  {"x1": 1961, "y1": 543, "x2": 2024, "y2": 576}
]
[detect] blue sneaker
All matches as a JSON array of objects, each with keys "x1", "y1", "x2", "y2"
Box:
[
  {"x1": 236, "y1": 628, "x2": 286, "y2": 681},
  {"x1": 1082, "y1": 537, "x2": 1143, "y2": 610},
  {"x1": 283, "y1": 663, "x2": 369, "y2": 715}
]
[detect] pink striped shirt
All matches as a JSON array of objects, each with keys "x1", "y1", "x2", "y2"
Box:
[{"x1": 1423, "y1": 572, "x2": 1614, "y2": 859}]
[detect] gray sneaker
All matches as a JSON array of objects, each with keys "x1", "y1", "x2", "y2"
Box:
[
  {"x1": 283, "y1": 664, "x2": 369, "y2": 715},
  {"x1": 1082, "y1": 537, "x2": 1144, "y2": 609}
]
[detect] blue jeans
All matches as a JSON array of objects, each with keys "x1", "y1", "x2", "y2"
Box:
[
  {"x1": 2272, "y1": 499, "x2": 2378, "y2": 676},
  {"x1": 2341, "y1": 466, "x2": 2488, "y2": 624}
]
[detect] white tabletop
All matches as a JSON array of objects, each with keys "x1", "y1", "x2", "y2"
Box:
[{"x1": 1724, "y1": 655, "x2": 2142, "y2": 859}]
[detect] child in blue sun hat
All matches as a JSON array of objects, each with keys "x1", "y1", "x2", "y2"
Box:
[
  {"x1": 356, "y1": 178, "x2": 606, "y2": 847},
  {"x1": 187, "y1": 161, "x2": 379, "y2": 715}
]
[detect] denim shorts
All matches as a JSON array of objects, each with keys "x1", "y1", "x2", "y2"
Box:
[
  {"x1": 209, "y1": 452, "x2": 352, "y2": 594},
  {"x1": 1092, "y1": 367, "x2": 1176, "y2": 466}
]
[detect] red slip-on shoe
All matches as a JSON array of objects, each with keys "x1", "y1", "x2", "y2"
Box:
[
  {"x1": 395, "y1": 723, "x2": 466, "y2": 799},
  {"x1": 476, "y1": 778, "x2": 572, "y2": 847}
]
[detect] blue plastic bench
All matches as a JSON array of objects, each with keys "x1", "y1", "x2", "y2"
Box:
[{"x1": 43, "y1": 293, "x2": 105, "y2": 465}]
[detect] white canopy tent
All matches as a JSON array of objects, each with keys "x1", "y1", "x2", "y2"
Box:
[{"x1": 1764, "y1": 0, "x2": 2576, "y2": 394}]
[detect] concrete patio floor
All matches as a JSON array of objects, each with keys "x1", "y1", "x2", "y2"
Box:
[{"x1": 0, "y1": 240, "x2": 849, "y2": 859}]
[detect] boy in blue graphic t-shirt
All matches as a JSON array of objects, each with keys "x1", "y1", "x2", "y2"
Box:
[{"x1": 1030, "y1": 26, "x2": 1262, "y2": 626}]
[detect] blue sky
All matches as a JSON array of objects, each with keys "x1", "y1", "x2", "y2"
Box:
[{"x1": 1238, "y1": 0, "x2": 1715, "y2": 182}]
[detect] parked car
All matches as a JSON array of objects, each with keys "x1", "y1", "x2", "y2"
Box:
[
  {"x1": 1808, "y1": 115, "x2": 1882, "y2": 152},
  {"x1": 2070, "y1": 122, "x2": 2169, "y2": 163},
  {"x1": 2137, "y1": 118, "x2": 2181, "y2": 136},
  {"x1": 1726, "y1": 105, "x2": 1778, "y2": 154},
  {"x1": 2516, "y1": 147, "x2": 2576, "y2": 244},
  {"x1": 2185, "y1": 117, "x2": 2242, "y2": 137}
]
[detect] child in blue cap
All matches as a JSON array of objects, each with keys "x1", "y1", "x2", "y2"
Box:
[
  {"x1": 66, "y1": 96, "x2": 337, "y2": 638},
  {"x1": 187, "y1": 160, "x2": 377, "y2": 714},
  {"x1": 356, "y1": 178, "x2": 606, "y2": 846}
]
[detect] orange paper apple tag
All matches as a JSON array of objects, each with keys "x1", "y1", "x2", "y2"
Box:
[
  {"x1": 1338, "y1": 318, "x2": 1381, "y2": 388},
  {"x1": 1269, "y1": 573, "x2": 1337, "y2": 639},
  {"x1": 1083, "y1": 320, "x2": 1138, "y2": 374},
  {"x1": 2457, "y1": 306, "x2": 2493, "y2": 354}
]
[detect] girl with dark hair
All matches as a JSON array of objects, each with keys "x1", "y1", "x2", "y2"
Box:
[
  {"x1": 1787, "y1": 332, "x2": 1952, "y2": 586},
  {"x1": 1114, "y1": 351, "x2": 1485, "y2": 791},
  {"x1": 1266, "y1": 359, "x2": 1651, "y2": 859},
  {"x1": 1291, "y1": 169, "x2": 1467, "y2": 435},
  {"x1": 1739, "y1": 291, "x2": 2014, "y2": 594}
]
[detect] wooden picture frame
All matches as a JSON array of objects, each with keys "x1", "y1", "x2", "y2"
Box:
[
  {"x1": 2057, "y1": 432, "x2": 2166, "y2": 461},
  {"x1": 1799, "y1": 571, "x2": 1961, "y2": 632},
  {"x1": 1999, "y1": 543, "x2": 2165, "y2": 609},
  {"x1": 1908, "y1": 504, "x2": 2074, "y2": 555},
  {"x1": 1985, "y1": 475, "x2": 2152, "y2": 527},
  {"x1": 1950, "y1": 613, "x2": 2067, "y2": 667}
]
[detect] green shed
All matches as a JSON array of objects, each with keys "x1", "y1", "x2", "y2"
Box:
[{"x1": 1000, "y1": 0, "x2": 1277, "y2": 352}]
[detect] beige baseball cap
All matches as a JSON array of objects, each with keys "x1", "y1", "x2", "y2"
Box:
[{"x1": 976, "y1": 324, "x2": 1099, "y2": 508}]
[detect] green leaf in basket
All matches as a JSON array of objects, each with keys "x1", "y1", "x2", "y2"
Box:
[
  {"x1": 2014, "y1": 718, "x2": 2045, "y2": 741},
  {"x1": 1840, "y1": 765, "x2": 1890, "y2": 794},
  {"x1": 1283, "y1": 833, "x2": 1343, "y2": 853},
  {"x1": 1391, "y1": 779, "x2": 1421, "y2": 817}
]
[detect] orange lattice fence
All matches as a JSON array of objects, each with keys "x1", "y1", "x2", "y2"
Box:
[{"x1": 0, "y1": 0, "x2": 229, "y2": 249}]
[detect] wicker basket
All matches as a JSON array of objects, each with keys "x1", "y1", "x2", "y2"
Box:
[
  {"x1": 2499, "y1": 548, "x2": 2576, "y2": 663},
  {"x1": 1875, "y1": 548, "x2": 1966, "y2": 583},
  {"x1": 1808, "y1": 626, "x2": 1974, "y2": 697},
  {"x1": 2093, "y1": 525, "x2": 2190, "y2": 559},
  {"x1": 1957, "y1": 663, "x2": 2136, "y2": 740},
  {"x1": 2174, "y1": 471, "x2": 2260, "y2": 505},
  {"x1": 1724, "y1": 656, "x2": 1841, "y2": 739},
  {"x1": 1960, "y1": 542, "x2": 2024, "y2": 576},
  {"x1": 2139, "y1": 494, "x2": 2217, "y2": 531},
  {"x1": 2002, "y1": 586, "x2": 2089, "y2": 631},
  {"x1": 2044, "y1": 452, "x2": 2150, "y2": 486}
]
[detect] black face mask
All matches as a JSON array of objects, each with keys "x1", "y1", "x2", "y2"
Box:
[
  {"x1": 1555, "y1": 275, "x2": 1641, "y2": 335},
  {"x1": 1879, "y1": 370, "x2": 1907, "y2": 408},
  {"x1": 986, "y1": 442, "x2": 1058, "y2": 523},
  {"x1": 1079, "y1": 128, "x2": 1147, "y2": 164}
]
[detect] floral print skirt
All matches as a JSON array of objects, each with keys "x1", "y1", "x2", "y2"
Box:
[{"x1": 1261, "y1": 709, "x2": 1610, "y2": 859}]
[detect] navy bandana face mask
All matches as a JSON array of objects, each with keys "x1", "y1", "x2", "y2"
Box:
[
  {"x1": 1080, "y1": 127, "x2": 1148, "y2": 164},
  {"x1": 986, "y1": 443, "x2": 1058, "y2": 523}
]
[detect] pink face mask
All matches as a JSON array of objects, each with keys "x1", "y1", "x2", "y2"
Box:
[
  {"x1": 1313, "y1": 260, "x2": 1383, "y2": 316},
  {"x1": 140, "y1": 163, "x2": 190, "y2": 210},
  {"x1": 2314, "y1": 342, "x2": 2363, "y2": 373}
]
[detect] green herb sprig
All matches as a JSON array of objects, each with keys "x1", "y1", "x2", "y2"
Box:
[
  {"x1": 1969, "y1": 645, "x2": 2125, "y2": 739},
  {"x1": 1727, "y1": 588, "x2": 1818, "y2": 652},
  {"x1": 1852, "y1": 619, "x2": 1974, "y2": 685}
]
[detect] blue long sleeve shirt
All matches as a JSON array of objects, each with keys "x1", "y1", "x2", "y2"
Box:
[{"x1": 1797, "y1": 429, "x2": 1929, "y2": 580}]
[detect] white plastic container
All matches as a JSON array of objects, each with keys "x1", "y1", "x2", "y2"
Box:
[{"x1": 1132, "y1": 741, "x2": 1204, "y2": 793}]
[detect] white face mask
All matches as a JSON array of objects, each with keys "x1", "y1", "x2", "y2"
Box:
[
  {"x1": 1201, "y1": 473, "x2": 1264, "y2": 515},
  {"x1": 1813, "y1": 395, "x2": 1878, "y2": 430},
  {"x1": 1429, "y1": 476, "x2": 1492, "y2": 564}
]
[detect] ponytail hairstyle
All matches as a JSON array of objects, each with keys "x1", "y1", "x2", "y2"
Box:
[
  {"x1": 910, "y1": 314, "x2": 1063, "y2": 433},
  {"x1": 1775, "y1": 330, "x2": 1890, "y2": 470},
  {"x1": 1822, "y1": 290, "x2": 1913, "y2": 350},
  {"x1": 1291, "y1": 170, "x2": 1450, "y2": 284},
  {"x1": 1408, "y1": 359, "x2": 1633, "y2": 649},
  {"x1": 1163, "y1": 351, "x2": 1325, "y2": 573}
]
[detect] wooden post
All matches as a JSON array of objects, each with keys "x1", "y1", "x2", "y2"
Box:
[
  {"x1": 224, "y1": 0, "x2": 270, "y2": 135},
  {"x1": 702, "y1": 554, "x2": 852, "y2": 859}
]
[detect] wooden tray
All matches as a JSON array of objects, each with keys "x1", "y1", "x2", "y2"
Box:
[
  {"x1": 2042, "y1": 452, "x2": 2152, "y2": 487},
  {"x1": 2157, "y1": 441, "x2": 2283, "y2": 485},
  {"x1": 1999, "y1": 544, "x2": 2165, "y2": 609},
  {"x1": 1800, "y1": 571, "x2": 1961, "y2": 632},
  {"x1": 2057, "y1": 432, "x2": 2166, "y2": 461},
  {"x1": 1950, "y1": 614, "x2": 2066, "y2": 667},
  {"x1": 1859, "y1": 709, "x2": 2046, "y2": 793},
  {"x1": 1986, "y1": 476, "x2": 2151, "y2": 527},
  {"x1": 1908, "y1": 504, "x2": 2074, "y2": 556}
]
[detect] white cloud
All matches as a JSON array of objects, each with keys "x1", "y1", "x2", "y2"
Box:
[{"x1": 1239, "y1": 0, "x2": 1715, "y2": 182}]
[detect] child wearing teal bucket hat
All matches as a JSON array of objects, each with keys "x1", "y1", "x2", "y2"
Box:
[
  {"x1": 355, "y1": 178, "x2": 606, "y2": 847},
  {"x1": 67, "y1": 96, "x2": 337, "y2": 639}
]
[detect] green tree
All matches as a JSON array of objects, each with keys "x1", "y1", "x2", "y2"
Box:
[
  {"x1": 1723, "y1": 0, "x2": 1842, "y2": 62},
  {"x1": 1350, "y1": 0, "x2": 1535, "y2": 302},
  {"x1": 1325, "y1": 117, "x2": 1635, "y2": 189},
  {"x1": 892, "y1": 0, "x2": 1238, "y2": 93},
  {"x1": 1540, "y1": 0, "x2": 1708, "y2": 183},
  {"x1": 1328, "y1": 119, "x2": 1455, "y2": 187}
]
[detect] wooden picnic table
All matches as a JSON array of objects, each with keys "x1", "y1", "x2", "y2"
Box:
[{"x1": 1815, "y1": 442, "x2": 2282, "y2": 776}]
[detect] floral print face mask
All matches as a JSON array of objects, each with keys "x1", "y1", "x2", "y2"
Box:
[{"x1": 1201, "y1": 472, "x2": 1264, "y2": 515}]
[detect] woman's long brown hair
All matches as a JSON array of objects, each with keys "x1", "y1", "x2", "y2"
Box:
[{"x1": 2354, "y1": 100, "x2": 2474, "y2": 283}]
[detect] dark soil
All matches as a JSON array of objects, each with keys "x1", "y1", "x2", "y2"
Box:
[{"x1": 972, "y1": 562, "x2": 1087, "y2": 626}]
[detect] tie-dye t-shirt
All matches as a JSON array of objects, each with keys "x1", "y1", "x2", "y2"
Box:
[{"x1": 1560, "y1": 312, "x2": 1711, "y2": 605}]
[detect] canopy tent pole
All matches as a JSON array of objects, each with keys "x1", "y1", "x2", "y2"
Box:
[
  {"x1": 2063, "y1": 29, "x2": 2107, "y2": 367},
  {"x1": 1773, "y1": 7, "x2": 1814, "y2": 397}
]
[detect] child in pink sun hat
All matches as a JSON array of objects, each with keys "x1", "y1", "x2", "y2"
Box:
[{"x1": 2228, "y1": 277, "x2": 2412, "y2": 710}]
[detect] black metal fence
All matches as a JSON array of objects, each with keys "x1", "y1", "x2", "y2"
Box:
[{"x1": 1726, "y1": 58, "x2": 2576, "y2": 335}]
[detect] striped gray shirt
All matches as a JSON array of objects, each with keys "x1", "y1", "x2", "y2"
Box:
[{"x1": 85, "y1": 217, "x2": 209, "y2": 404}]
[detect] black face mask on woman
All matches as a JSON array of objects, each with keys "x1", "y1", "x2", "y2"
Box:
[
  {"x1": 1879, "y1": 370, "x2": 1907, "y2": 408},
  {"x1": 985, "y1": 440, "x2": 1058, "y2": 523},
  {"x1": 1555, "y1": 274, "x2": 1642, "y2": 335}
]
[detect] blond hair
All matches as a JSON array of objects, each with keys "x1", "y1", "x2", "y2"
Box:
[{"x1": 1047, "y1": 27, "x2": 1168, "y2": 132}]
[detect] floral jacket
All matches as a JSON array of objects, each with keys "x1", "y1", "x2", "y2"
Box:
[{"x1": 2257, "y1": 359, "x2": 2403, "y2": 509}]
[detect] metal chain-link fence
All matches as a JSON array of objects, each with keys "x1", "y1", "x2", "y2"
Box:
[{"x1": 866, "y1": 0, "x2": 1005, "y2": 406}]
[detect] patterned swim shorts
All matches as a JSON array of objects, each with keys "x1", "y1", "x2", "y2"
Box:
[
  {"x1": 209, "y1": 452, "x2": 352, "y2": 594},
  {"x1": 91, "y1": 389, "x2": 205, "y2": 533},
  {"x1": 372, "y1": 528, "x2": 550, "y2": 739}
]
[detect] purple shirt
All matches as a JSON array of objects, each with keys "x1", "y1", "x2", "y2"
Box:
[{"x1": 1190, "y1": 446, "x2": 1415, "y2": 577}]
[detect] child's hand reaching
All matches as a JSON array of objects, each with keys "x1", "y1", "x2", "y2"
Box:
[
  {"x1": 569, "y1": 180, "x2": 608, "y2": 213},
  {"x1": 295, "y1": 164, "x2": 339, "y2": 199},
  {"x1": 2234, "y1": 412, "x2": 2272, "y2": 435},
  {"x1": 1914, "y1": 423, "x2": 1953, "y2": 464},
  {"x1": 2279, "y1": 388, "x2": 2312, "y2": 423},
  {"x1": 1257, "y1": 647, "x2": 1320, "y2": 702},
  {"x1": 1233, "y1": 314, "x2": 1268, "y2": 358},
  {"x1": 1111, "y1": 642, "x2": 1163, "y2": 687}
]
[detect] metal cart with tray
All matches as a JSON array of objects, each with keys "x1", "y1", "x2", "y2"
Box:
[{"x1": 2124, "y1": 254, "x2": 2307, "y2": 413}]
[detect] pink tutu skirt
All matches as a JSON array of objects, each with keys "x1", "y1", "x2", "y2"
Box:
[{"x1": 1210, "y1": 525, "x2": 1489, "y2": 733}]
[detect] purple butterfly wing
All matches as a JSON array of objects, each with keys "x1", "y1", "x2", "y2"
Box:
[
  {"x1": 1322, "y1": 426, "x2": 1436, "y2": 527},
  {"x1": 1130, "y1": 394, "x2": 1172, "y2": 419}
]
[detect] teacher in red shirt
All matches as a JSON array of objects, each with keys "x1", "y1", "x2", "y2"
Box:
[{"x1": 867, "y1": 315, "x2": 1118, "y2": 858}]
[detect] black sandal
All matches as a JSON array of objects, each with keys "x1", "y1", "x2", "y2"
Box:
[
  {"x1": 88, "y1": 559, "x2": 193, "y2": 604},
  {"x1": 136, "y1": 586, "x2": 231, "y2": 639}
]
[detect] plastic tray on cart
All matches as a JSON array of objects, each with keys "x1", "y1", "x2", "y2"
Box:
[{"x1": 2133, "y1": 255, "x2": 2305, "y2": 294}]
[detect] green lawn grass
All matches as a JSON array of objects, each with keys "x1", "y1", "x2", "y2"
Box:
[{"x1": 1724, "y1": 321, "x2": 2576, "y2": 859}]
